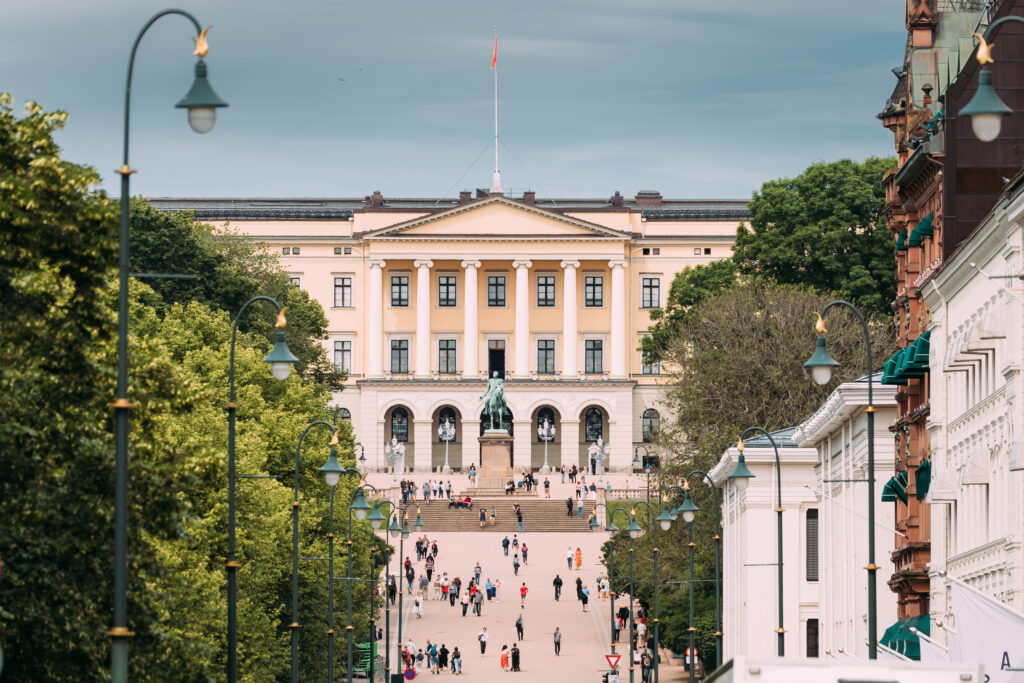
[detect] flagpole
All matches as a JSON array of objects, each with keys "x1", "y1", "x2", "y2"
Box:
[{"x1": 491, "y1": 26, "x2": 501, "y2": 194}]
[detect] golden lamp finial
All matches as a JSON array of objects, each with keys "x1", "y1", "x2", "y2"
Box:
[
  {"x1": 193, "y1": 26, "x2": 212, "y2": 59},
  {"x1": 813, "y1": 312, "x2": 827, "y2": 335},
  {"x1": 683, "y1": 479, "x2": 691, "y2": 491},
  {"x1": 329, "y1": 430, "x2": 340, "y2": 447},
  {"x1": 973, "y1": 32, "x2": 995, "y2": 65},
  {"x1": 275, "y1": 306, "x2": 288, "y2": 329},
  {"x1": 736, "y1": 436, "x2": 745, "y2": 453}
]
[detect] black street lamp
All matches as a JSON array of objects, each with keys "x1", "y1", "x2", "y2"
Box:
[
  {"x1": 289, "y1": 420, "x2": 336, "y2": 683},
  {"x1": 957, "y1": 16, "x2": 1024, "y2": 141},
  {"x1": 590, "y1": 504, "x2": 632, "y2": 658},
  {"x1": 226, "y1": 298, "x2": 298, "y2": 682},
  {"x1": 728, "y1": 427, "x2": 784, "y2": 656},
  {"x1": 110, "y1": 11, "x2": 227, "y2": 680},
  {"x1": 804, "y1": 302, "x2": 878, "y2": 658},
  {"x1": 343, "y1": 485, "x2": 385, "y2": 683},
  {"x1": 392, "y1": 506, "x2": 423, "y2": 677}
]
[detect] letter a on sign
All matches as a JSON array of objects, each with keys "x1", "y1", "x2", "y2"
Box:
[{"x1": 606, "y1": 654, "x2": 622, "y2": 669}]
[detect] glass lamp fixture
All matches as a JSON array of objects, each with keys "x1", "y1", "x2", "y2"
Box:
[
  {"x1": 803, "y1": 334, "x2": 839, "y2": 386},
  {"x1": 263, "y1": 330, "x2": 300, "y2": 380},
  {"x1": 387, "y1": 516, "x2": 403, "y2": 537},
  {"x1": 728, "y1": 439, "x2": 755, "y2": 493},
  {"x1": 350, "y1": 488, "x2": 371, "y2": 520},
  {"x1": 959, "y1": 68, "x2": 1012, "y2": 142},
  {"x1": 175, "y1": 60, "x2": 229, "y2": 133},
  {"x1": 626, "y1": 514, "x2": 642, "y2": 540},
  {"x1": 656, "y1": 502, "x2": 675, "y2": 531},
  {"x1": 319, "y1": 447, "x2": 345, "y2": 487},
  {"x1": 367, "y1": 503, "x2": 386, "y2": 530},
  {"x1": 677, "y1": 487, "x2": 699, "y2": 525}
]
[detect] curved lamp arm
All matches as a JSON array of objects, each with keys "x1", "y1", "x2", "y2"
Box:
[{"x1": 740, "y1": 426, "x2": 783, "y2": 511}]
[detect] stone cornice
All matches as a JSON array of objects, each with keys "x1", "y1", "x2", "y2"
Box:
[{"x1": 793, "y1": 377, "x2": 897, "y2": 446}]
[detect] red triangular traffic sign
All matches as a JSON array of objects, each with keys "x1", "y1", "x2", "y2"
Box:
[{"x1": 606, "y1": 654, "x2": 621, "y2": 669}]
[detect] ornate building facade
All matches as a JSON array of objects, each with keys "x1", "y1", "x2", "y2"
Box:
[{"x1": 152, "y1": 190, "x2": 747, "y2": 472}]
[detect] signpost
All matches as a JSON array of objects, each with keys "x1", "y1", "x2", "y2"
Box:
[
  {"x1": 606, "y1": 654, "x2": 621, "y2": 669},
  {"x1": 404, "y1": 668, "x2": 416, "y2": 680}
]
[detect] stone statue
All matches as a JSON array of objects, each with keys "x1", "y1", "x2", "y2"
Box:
[{"x1": 479, "y1": 371, "x2": 508, "y2": 431}]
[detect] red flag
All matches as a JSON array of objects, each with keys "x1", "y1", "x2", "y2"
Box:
[{"x1": 491, "y1": 34, "x2": 497, "y2": 69}]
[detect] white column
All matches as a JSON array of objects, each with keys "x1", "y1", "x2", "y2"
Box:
[
  {"x1": 414, "y1": 260, "x2": 433, "y2": 378},
  {"x1": 513, "y1": 419, "x2": 532, "y2": 469},
  {"x1": 413, "y1": 419, "x2": 433, "y2": 472},
  {"x1": 462, "y1": 260, "x2": 481, "y2": 379},
  {"x1": 561, "y1": 260, "x2": 580, "y2": 379},
  {"x1": 367, "y1": 259, "x2": 386, "y2": 378},
  {"x1": 561, "y1": 419, "x2": 581, "y2": 469},
  {"x1": 609, "y1": 259, "x2": 628, "y2": 379},
  {"x1": 462, "y1": 419, "x2": 481, "y2": 472},
  {"x1": 512, "y1": 259, "x2": 532, "y2": 378}
]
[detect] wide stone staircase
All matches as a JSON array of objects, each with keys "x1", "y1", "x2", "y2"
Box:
[{"x1": 408, "y1": 497, "x2": 596, "y2": 533}]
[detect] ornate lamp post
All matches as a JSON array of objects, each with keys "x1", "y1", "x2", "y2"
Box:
[
  {"x1": 110, "y1": 12, "x2": 227, "y2": 680},
  {"x1": 393, "y1": 506, "x2": 423, "y2": 676},
  {"x1": 804, "y1": 302, "x2": 877, "y2": 658},
  {"x1": 289, "y1": 420, "x2": 336, "y2": 683},
  {"x1": 591, "y1": 504, "x2": 632, "y2": 658},
  {"x1": 728, "y1": 428, "x2": 784, "y2": 656},
  {"x1": 342, "y1": 485, "x2": 384, "y2": 683},
  {"x1": 538, "y1": 418, "x2": 555, "y2": 472},
  {"x1": 385, "y1": 437, "x2": 406, "y2": 484},
  {"x1": 438, "y1": 418, "x2": 455, "y2": 473},
  {"x1": 227, "y1": 299, "x2": 298, "y2": 682}
]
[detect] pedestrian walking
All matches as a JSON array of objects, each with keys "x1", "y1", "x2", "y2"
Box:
[
  {"x1": 574, "y1": 546, "x2": 583, "y2": 570},
  {"x1": 553, "y1": 627, "x2": 562, "y2": 656},
  {"x1": 468, "y1": 463, "x2": 476, "y2": 487},
  {"x1": 543, "y1": 477, "x2": 551, "y2": 498},
  {"x1": 560, "y1": 465, "x2": 566, "y2": 483},
  {"x1": 514, "y1": 503, "x2": 524, "y2": 533},
  {"x1": 502, "y1": 535, "x2": 510, "y2": 556},
  {"x1": 566, "y1": 546, "x2": 573, "y2": 568},
  {"x1": 474, "y1": 562, "x2": 482, "y2": 585},
  {"x1": 511, "y1": 534, "x2": 519, "y2": 552},
  {"x1": 477, "y1": 627, "x2": 488, "y2": 655},
  {"x1": 521, "y1": 543, "x2": 528, "y2": 565},
  {"x1": 519, "y1": 582, "x2": 528, "y2": 607},
  {"x1": 515, "y1": 613, "x2": 524, "y2": 640},
  {"x1": 479, "y1": 507, "x2": 487, "y2": 529},
  {"x1": 581, "y1": 584, "x2": 590, "y2": 613},
  {"x1": 485, "y1": 578, "x2": 494, "y2": 602},
  {"x1": 612, "y1": 615, "x2": 621, "y2": 643},
  {"x1": 641, "y1": 647, "x2": 654, "y2": 683},
  {"x1": 512, "y1": 554, "x2": 520, "y2": 576},
  {"x1": 500, "y1": 645, "x2": 510, "y2": 671},
  {"x1": 577, "y1": 497, "x2": 584, "y2": 518},
  {"x1": 430, "y1": 642, "x2": 440, "y2": 673},
  {"x1": 413, "y1": 595, "x2": 423, "y2": 618},
  {"x1": 388, "y1": 575, "x2": 397, "y2": 605},
  {"x1": 451, "y1": 647, "x2": 462, "y2": 675},
  {"x1": 575, "y1": 577, "x2": 583, "y2": 601},
  {"x1": 553, "y1": 574, "x2": 563, "y2": 601},
  {"x1": 439, "y1": 644, "x2": 449, "y2": 670},
  {"x1": 565, "y1": 496, "x2": 573, "y2": 517},
  {"x1": 473, "y1": 587, "x2": 484, "y2": 616},
  {"x1": 416, "y1": 649, "x2": 425, "y2": 671},
  {"x1": 510, "y1": 643, "x2": 520, "y2": 672},
  {"x1": 461, "y1": 590, "x2": 470, "y2": 616}
]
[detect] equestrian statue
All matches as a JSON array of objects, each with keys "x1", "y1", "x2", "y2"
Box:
[{"x1": 479, "y1": 371, "x2": 508, "y2": 432}]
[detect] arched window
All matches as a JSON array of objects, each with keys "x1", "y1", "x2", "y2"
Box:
[
  {"x1": 438, "y1": 407, "x2": 457, "y2": 442},
  {"x1": 339, "y1": 408, "x2": 352, "y2": 421},
  {"x1": 585, "y1": 407, "x2": 603, "y2": 443},
  {"x1": 391, "y1": 407, "x2": 409, "y2": 442},
  {"x1": 537, "y1": 407, "x2": 556, "y2": 442},
  {"x1": 642, "y1": 408, "x2": 660, "y2": 443}
]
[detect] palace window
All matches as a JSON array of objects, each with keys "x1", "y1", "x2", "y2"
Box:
[
  {"x1": 642, "y1": 359, "x2": 661, "y2": 375},
  {"x1": 334, "y1": 340, "x2": 351, "y2": 373},
  {"x1": 391, "y1": 339, "x2": 409, "y2": 373},
  {"x1": 537, "y1": 275, "x2": 556, "y2": 307},
  {"x1": 391, "y1": 275, "x2": 409, "y2": 307},
  {"x1": 585, "y1": 339, "x2": 603, "y2": 374},
  {"x1": 439, "y1": 339, "x2": 457, "y2": 374},
  {"x1": 585, "y1": 276, "x2": 604, "y2": 307},
  {"x1": 487, "y1": 275, "x2": 506, "y2": 307},
  {"x1": 438, "y1": 275, "x2": 457, "y2": 307},
  {"x1": 585, "y1": 407, "x2": 603, "y2": 442},
  {"x1": 642, "y1": 277, "x2": 660, "y2": 309},
  {"x1": 339, "y1": 408, "x2": 351, "y2": 421},
  {"x1": 537, "y1": 339, "x2": 555, "y2": 374},
  {"x1": 806, "y1": 509, "x2": 819, "y2": 582},
  {"x1": 334, "y1": 277, "x2": 352, "y2": 307},
  {"x1": 642, "y1": 409, "x2": 660, "y2": 443},
  {"x1": 391, "y1": 407, "x2": 409, "y2": 442}
]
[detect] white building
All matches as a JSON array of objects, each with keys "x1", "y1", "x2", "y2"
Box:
[
  {"x1": 921, "y1": 179, "x2": 1024, "y2": 644},
  {"x1": 793, "y1": 376, "x2": 899, "y2": 660},
  {"x1": 711, "y1": 377, "x2": 898, "y2": 660}
]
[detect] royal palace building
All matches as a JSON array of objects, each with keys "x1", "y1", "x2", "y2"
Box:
[{"x1": 152, "y1": 189, "x2": 747, "y2": 473}]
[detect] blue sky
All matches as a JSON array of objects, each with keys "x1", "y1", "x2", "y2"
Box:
[{"x1": 2, "y1": 0, "x2": 906, "y2": 199}]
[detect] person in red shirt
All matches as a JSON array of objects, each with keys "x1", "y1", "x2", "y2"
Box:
[{"x1": 519, "y1": 582, "x2": 529, "y2": 607}]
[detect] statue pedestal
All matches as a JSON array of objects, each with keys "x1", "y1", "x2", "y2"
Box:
[{"x1": 477, "y1": 430, "x2": 513, "y2": 489}]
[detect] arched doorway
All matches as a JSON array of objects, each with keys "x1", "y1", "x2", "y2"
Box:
[
  {"x1": 480, "y1": 407, "x2": 514, "y2": 467},
  {"x1": 578, "y1": 405, "x2": 608, "y2": 470},
  {"x1": 432, "y1": 405, "x2": 463, "y2": 471},
  {"x1": 531, "y1": 405, "x2": 561, "y2": 470},
  {"x1": 384, "y1": 405, "x2": 414, "y2": 473}
]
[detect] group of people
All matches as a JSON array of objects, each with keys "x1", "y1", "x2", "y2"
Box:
[
  {"x1": 400, "y1": 639, "x2": 463, "y2": 675},
  {"x1": 399, "y1": 478, "x2": 454, "y2": 504}
]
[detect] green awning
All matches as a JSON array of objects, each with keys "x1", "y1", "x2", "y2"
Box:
[
  {"x1": 896, "y1": 228, "x2": 908, "y2": 251},
  {"x1": 882, "y1": 470, "x2": 909, "y2": 504},
  {"x1": 881, "y1": 349, "x2": 909, "y2": 385},
  {"x1": 880, "y1": 614, "x2": 930, "y2": 660},
  {"x1": 881, "y1": 332, "x2": 931, "y2": 385},
  {"x1": 915, "y1": 459, "x2": 931, "y2": 501},
  {"x1": 908, "y1": 213, "x2": 935, "y2": 247}
]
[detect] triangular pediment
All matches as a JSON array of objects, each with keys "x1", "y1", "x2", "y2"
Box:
[{"x1": 361, "y1": 195, "x2": 629, "y2": 240}]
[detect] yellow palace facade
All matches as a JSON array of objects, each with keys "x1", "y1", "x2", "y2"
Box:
[{"x1": 152, "y1": 190, "x2": 745, "y2": 472}]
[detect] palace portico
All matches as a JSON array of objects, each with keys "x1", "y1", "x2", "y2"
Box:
[{"x1": 152, "y1": 190, "x2": 747, "y2": 472}]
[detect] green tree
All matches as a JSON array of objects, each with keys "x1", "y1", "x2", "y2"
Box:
[
  {"x1": 734, "y1": 157, "x2": 895, "y2": 316},
  {"x1": 128, "y1": 198, "x2": 345, "y2": 392}
]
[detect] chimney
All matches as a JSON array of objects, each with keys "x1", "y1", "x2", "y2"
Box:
[
  {"x1": 364, "y1": 190, "x2": 385, "y2": 208},
  {"x1": 522, "y1": 191, "x2": 536, "y2": 205},
  {"x1": 635, "y1": 190, "x2": 662, "y2": 207},
  {"x1": 459, "y1": 191, "x2": 472, "y2": 203},
  {"x1": 609, "y1": 191, "x2": 624, "y2": 208}
]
